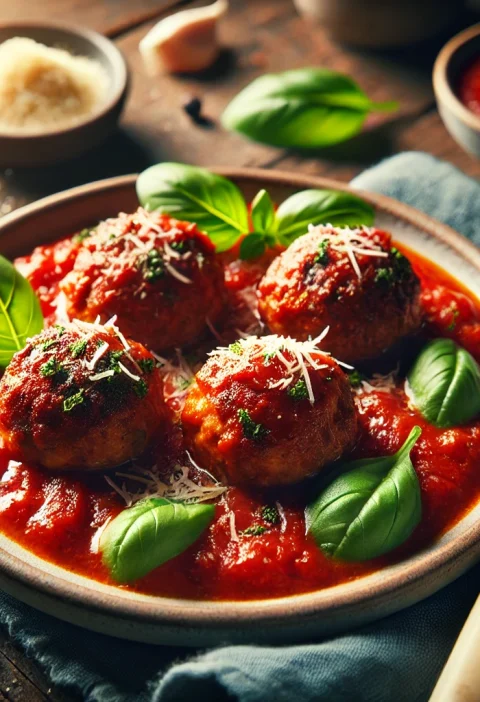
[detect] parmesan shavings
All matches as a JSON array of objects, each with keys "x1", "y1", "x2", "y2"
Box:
[
  {"x1": 118, "y1": 361, "x2": 141, "y2": 382},
  {"x1": 229, "y1": 511, "x2": 239, "y2": 542},
  {"x1": 355, "y1": 368, "x2": 399, "y2": 397},
  {"x1": 275, "y1": 501, "x2": 287, "y2": 534},
  {"x1": 208, "y1": 329, "x2": 351, "y2": 405},
  {"x1": 86, "y1": 341, "x2": 109, "y2": 371},
  {"x1": 94, "y1": 208, "x2": 194, "y2": 285},
  {"x1": 89, "y1": 369, "x2": 115, "y2": 382},
  {"x1": 307, "y1": 224, "x2": 389, "y2": 280},
  {"x1": 105, "y1": 462, "x2": 226, "y2": 508},
  {"x1": 152, "y1": 349, "x2": 195, "y2": 406}
]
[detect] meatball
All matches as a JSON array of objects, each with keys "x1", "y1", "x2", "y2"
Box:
[
  {"x1": 182, "y1": 335, "x2": 356, "y2": 487},
  {"x1": 59, "y1": 208, "x2": 226, "y2": 352},
  {"x1": 258, "y1": 226, "x2": 422, "y2": 364},
  {"x1": 0, "y1": 321, "x2": 169, "y2": 471}
]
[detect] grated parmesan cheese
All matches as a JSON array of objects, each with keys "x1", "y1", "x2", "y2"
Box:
[
  {"x1": 307, "y1": 224, "x2": 388, "y2": 280},
  {"x1": 0, "y1": 37, "x2": 109, "y2": 134},
  {"x1": 105, "y1": 462, "x2": 226, "y2": 508},
  {"x1": 209, "y1": 330, "x2": 351, "y2": 405}
]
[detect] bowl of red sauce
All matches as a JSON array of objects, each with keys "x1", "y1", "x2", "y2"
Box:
[{"x1": 434, "y1": 24, "x2": 480, "y2": 157}]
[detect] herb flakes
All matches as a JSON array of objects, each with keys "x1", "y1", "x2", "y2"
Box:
[
  {"x1": 287, "y1": 378, "x2": 308, "y2": 401},
  {"x1": 238, "y1": 408, "x2": 269, "y2": 441}
]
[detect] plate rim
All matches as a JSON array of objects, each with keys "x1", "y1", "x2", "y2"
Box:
[{"x1": 0, "y1": 167, "x2": 479, "y2": 639}]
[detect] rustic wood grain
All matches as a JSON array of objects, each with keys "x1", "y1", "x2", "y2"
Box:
[
  {"x1": 0, "y1": 0, "x2": 183, "y2": 38},
  {"x1": 0, "y1": 628, "x2": 79, "y2": 702},
  {"x1": 116, "y1": 0, "x2": 436, "y2": 169}
]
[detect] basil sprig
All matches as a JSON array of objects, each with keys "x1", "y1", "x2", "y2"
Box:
[
  {"x1": 407, "y1": 339, "x2": 480, "y2": 428},
  {"x1": 136, "y1": 163, "x2": 249, "y2": 253},
  {"x1": 100, "y1": 497, "x2": 215, "y2": 583},
  {"x1": 273, "y1": 189, "x2": 375, "y2": 247},
  {"x1": 138, "y1": 163, "x2": 374, "y2": 260},
  {"x1": 221, "y1": 68, "x2": 398, "y2": 149},
  {"x1": 306, "y1": 426, "x2": 422, "y2": 562},
  {"x1": 0, "y1": 255, "x2": 44, "y2": 368}
]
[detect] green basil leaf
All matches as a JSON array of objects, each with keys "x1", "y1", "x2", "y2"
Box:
[
  {"x1": 407, "y1": 339, "x2": 480, "y2": 428},
  {"x1": 240, "y1": 233, "x2": 266, "y2": 261},
  {"x1": 306, "y1": 426, "x2": 422, "y2": 562},
  {"x1": 274, "y1": 189, "x2": 375, "y2": 245},
  {"x1": 251, "y1": 189, "x2": 275, "y2": 234},
  {"x1": 0, "y1": 255, "x2": 43, "y2": 369},
  {"x1": 221, "y1": 68, "x2": 398, "y2": 149},
  {"x1": 100, "y1": 497, "x2": 215, "y2": 583},
  {"x1": 136, "y1": 162, "x2": 249, "y2": 253}
]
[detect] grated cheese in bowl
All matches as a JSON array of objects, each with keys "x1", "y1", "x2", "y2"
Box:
[{"x1": 0, "y1": 37, "x2": 109, "y2": 134}]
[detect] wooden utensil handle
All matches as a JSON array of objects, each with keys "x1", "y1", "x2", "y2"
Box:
[{"x1": 430, "y1": 594, "x2": 480, "y2": 701}]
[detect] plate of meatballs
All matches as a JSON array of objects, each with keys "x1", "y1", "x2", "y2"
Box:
[{"x1": 0, "y1": 167, "x2": 479, "y2": 646}]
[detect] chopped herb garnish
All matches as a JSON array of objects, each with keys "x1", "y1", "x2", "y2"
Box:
[
  {"x1": 264, "y1": 347, "x2": 282, "y2": 364},
  {"x1": 447, "y1": 308, "x2": 460, "y2": 331},
  {"x1": 63, "y1": 389, "x2": 85, "y2": 412},
  {"x1": 134, "y1": 379, "x2": 149, "y2": 399},
  {"x1": 42, "y1": 339, "x2": 58, "y2": 352},
  {"x1": 143, "y1": 248, "x2": 165, "y2": 283},
  {"x1": 262, "y1": 505, "x2": 280, "y2": 524},
  {"x1": 287, "y1": 378, "x2": 308, "y2": 401},
  {"x1": 348, "y1": 369, "x2": 364, "y2": 388},
  {"x1": 139, "y1": 358, "x2": 155, "y2": 373},
  {"x1": 108, "y1": 350, "x2": 124, "y2": 374},
  {"x1": 229, "y1": 341, "x2": 243, "y2": 355},
  {"x1": 314, "y1": 239, "x2": 329, "y2": 265},
  {"x1": 74, "y1": 228, "x2": 93, "y2": 243},
  {"x1": 40, "y1": 357, "x2": 65, "y2": 379},
  {"x1": 240, "y1": 525, "x2": 268, "y2": 536},
  {"x1": 170, "y1": 240, "x2": 186, "y2": 252},
  {"x1": 391, "y1": 247, "x2": 411, "y2": 279},
  {"x1": 69, "y1": 339, "x2": 88, "y2": 358},
  {"x1": 375, "y1": 267, "x2": 394, "y2": 284},
  {"x1": 238, "y1": 408, "x2": 269, "y2": 441}
]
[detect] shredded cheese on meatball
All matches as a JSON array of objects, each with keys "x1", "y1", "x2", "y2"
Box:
[
  {"x1": 105, "y1": 463, "x2": 226, "y2": 507},
  {"x1": 307, "y1": 224, "x2": 389, "y2": 280},
  {"x1": 92, "y1": 208, "x2": 195, "y2": 285},
  {"x1": 54, "y1": 316, "x2": 149, "y2": 389},
  {"x1": 209, "y1": 329, "x2": 351, "y2": 405}
]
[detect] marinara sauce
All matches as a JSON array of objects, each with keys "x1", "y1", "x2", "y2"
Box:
[{"x1": 0, "y1": 239, "x2": 479, "y2": 601}]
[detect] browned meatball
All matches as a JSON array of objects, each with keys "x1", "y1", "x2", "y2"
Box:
[
  {"x1": 59, "y1": 208, "x2": 226, "y2": 352},
  {"x1": 258, "y1": 226, "x2": 422, "y2": 364},
  {"x1": 182, "y1": 335, "x2": 356, "y2": 487},
  {"x1": 0, "y1": 321, "x2": 169, "y2": 471}
]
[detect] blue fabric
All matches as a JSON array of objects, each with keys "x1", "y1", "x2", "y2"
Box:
[{"x1": 1, "y1": 151, "x2": 480, "y2": 702}]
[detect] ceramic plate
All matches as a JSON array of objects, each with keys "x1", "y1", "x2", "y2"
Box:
[{"x1": 0, "y1": 168, "x2": 479, "y2": 646}]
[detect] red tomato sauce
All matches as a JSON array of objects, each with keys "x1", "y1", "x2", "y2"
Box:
[
  {"x1": 458, "y1": 56, "x2": 480, "y2": 116},
  {"x1": 1, "y1": 238, "x2": 479, "y2": 601}
]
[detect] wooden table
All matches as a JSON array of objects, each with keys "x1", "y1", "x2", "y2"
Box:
[{"x1": 0, "y1": 0, "x2": 478, "y2": 698}]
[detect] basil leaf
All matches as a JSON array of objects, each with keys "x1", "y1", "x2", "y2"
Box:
[
  {"x1": 306, "y1": 426, "x2": 422, "y2": 562},
  {"x1": 251, "y1": 189, "x2": 275, "y2": 234},
  {"x1": 240, "y1": 233, "x2": 266, "y2": 261},
  {"x1": 136, "y1": 162, "x2": 249, "y2": 252},
  {"x1": 0, "y1": 255, "x2": 43, "y2": 369},
  {"x1": 222, "y1": 68, "x2": 398, "y2": 149},
  {"x1": 274, "y1": 189, "x2": 375, "y2": 245},
  {"x1": 100, "y1": 498, "x2": 215, "y2": 583},
  {"x1": 407, "y1": 339, "x2": 480, "y2": 428}
]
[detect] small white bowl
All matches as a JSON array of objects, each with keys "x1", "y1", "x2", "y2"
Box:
[{"x1": 434, "y1": 24, "x2": 480, "y2": 158}]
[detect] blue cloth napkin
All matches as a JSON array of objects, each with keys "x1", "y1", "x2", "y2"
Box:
[{"x1": 1, "y1": 151, "x2": 480, "y2": 702}]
